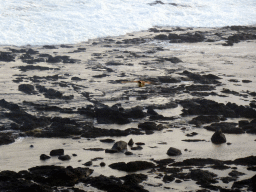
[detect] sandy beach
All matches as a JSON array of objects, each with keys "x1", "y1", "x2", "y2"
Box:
[{"x1": 0, "y1": 26, "x2": 256, "y2": 191}]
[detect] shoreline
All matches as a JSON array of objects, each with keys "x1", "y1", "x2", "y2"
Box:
[
  {"x1": 0, "y1": 25, "x2": 256, "y2": 191},
  {"x1": 0, "y1": 24, "x2": 255, "y2": 48}
]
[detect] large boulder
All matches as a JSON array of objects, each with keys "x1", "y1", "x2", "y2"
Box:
[
  {"x1": 111, "y1": 141, "x2": 127, "y2": 152},
  {"x1": 50, "y1": 149, "x2": 64, "y2": 156},
  {"x1": 167, "y1": 147, "x2": 182, "y2": 156},
  {"x1": 211, "y1": 129, "x2": 226, "y2": 144}
]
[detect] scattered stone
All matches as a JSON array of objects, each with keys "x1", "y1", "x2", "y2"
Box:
[
  {"x1": 128, "y1": 138, "x2": 134, "y2": 146},
  {"x1": 135, "y1": 142, "x2": 145, "y2": 146},
  {"x1": 50, "y1": 149, "x2": 64, "y2": 156},
  {"x1": 40, "y1": 154, "x2": 51, "y2": 160},
  {"x1": 182, "y1": 139, "x2": 206, "y2": 142},
  {"x1": 100, "y1": 162, "x2": 106, "y2": 167},
  {"x1": 83, "y1": 148, "x2": 105, "y2": 151},
  {"x1": 58, "y1": 155, "x2": 71, "y2": 161},
  {"x1": 211, "y1": 128, "x2": 226, "y2": 144},
  {"x1": 167, "y1": 147, "x2": 182, "y2": 156},
  {"x1": 111, "y1": 140, "x2": 127, "y2": 152},
  {"x1": 131, "y1": 146, "x2": 143, "y2": 150},
  {"x1": 100, "y1": 138, "x2": 115, "y2": 143},
  {"x1": 242, "y1": 80, "x2": 252, "y2": 83},
  {"x1": 83, "y1": 161, "x2": 93, "y2": 166},
  {"x1": 105, "y1": 149, "x2": 119, "y2": 154},
  {"x1": 125, "y1": 151, "x2": 133, "y2": 155},
  {"x1": 185, "y1": 132, "x2": 198, "y2": 137}
]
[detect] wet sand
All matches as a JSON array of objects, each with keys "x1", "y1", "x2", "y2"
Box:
[{"x1": 0, "y1": 26, "x2": 256, "y2": 191}]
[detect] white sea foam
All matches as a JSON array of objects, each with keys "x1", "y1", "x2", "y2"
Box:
[{"x1": 0, "y1": 0, "x2": 255, "y2": 46}]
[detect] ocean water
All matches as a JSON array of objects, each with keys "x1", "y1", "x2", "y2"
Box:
[{"x1": 0, "y1": 0, "x2": 255, "y2": 46}]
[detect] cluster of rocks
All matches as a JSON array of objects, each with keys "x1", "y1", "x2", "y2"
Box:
[
  {"x1": 0, "y1": 165, "x2": 93, "y2": 191},
  {"x1": 152, "y1": 25, "x2": 256, "y2": 46},
  {"x1": 1, "y1": 25, "x2": 256, "y2": 191},
  {"x1": 40, "y1": 149, "x2": 71, "y2": 161}
]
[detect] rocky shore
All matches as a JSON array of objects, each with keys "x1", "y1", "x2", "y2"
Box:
[{"x1": 0, "y1": 25, "x2": 256, "y2": 191}]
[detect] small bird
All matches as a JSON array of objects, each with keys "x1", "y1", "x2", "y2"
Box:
[{"x1": 122, "y1": 80, "x2": 151, "y2": 87}]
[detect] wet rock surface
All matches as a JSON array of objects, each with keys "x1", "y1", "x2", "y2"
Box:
[{"x1": 0, "y1": 26, "x2": 256, "y2": 191}]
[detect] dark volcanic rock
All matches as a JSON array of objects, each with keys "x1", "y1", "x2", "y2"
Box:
[
  {"x1": 30, "y1": 165, "x2": 93, "y2": 186},
  {"x1": 18, "y1": 65, "x2": 59, "y2": 72},
  {"x1": 205, "y1": 122, "x2": 245, "y2": 134},
  {"x1": 83, "y1": 175, "x2": 149, "y2": 192},
  {"x1": 154, "y1": 34, "x2": 169, "y2": 40},
  {"x1": 181, "y1": 70, "x2": 221, "y2": 84},
  {"x1": 223, "y1": 33, "x2": 256, "y2": 46},
  {"x1": 153, "y1": 158, "x2": 175, "y2": 167},
  {"x1": 0, "y1": 132, "x2": 15, "y2": 146},
  {"x1": 0, "y1": 172, "x2": 53, "y2": 192},
  {"x1": 211, "y1": 128, "x2": 226, "y2": 144},
  {"x1": 167, "y1": 147, "x2": 182, "y2": 156},
  {"x1": 226, "y1": 102, "x2": 256, "y2": 118},
  {"x1": 180, "y1": 99, "x2": 236, "y2": 117},
  {"x1": 158, "y1": 76, "x2": 181, "y2": 83},
  {"x1": 95, "y1": 106, "x2": 130, "y2": 124},
  {"x1": 109, "y1": 161, "x2": 155, "y2": 172},
  {"x1": 0, "y1": 99, "x2": 20, "y2": 111},
  {"x1": 0, "y1": 52, "x2": 15, "y2": 62},
  {"x1": 163, "y1": 174, "x2": 175, "y2": 183},
  {"x1": 225, "y1": 156, "x2": 256, "y2": 166},
  {"x1": 7, "y1": 165, "x2": 92, "y2": 189},
  {"x1": 131, "y1": 146, "x2": 143, "y2": 150},
  {"x1": 1, "y1": 100, "x2": 51, "y2": 132},
  {"x1": 18, "y1": 84, "x2": 35, "y2": 94},
  {"x1": 239, "y1": 120, "x2": 250, "y2": 127},
  {"x1": 156, "y1": 57, "x2": 183, "y2": 64},
  {"x1": 138, "y1": 122, "x2": 164, "y2": 131},
  {"x1": 125, "y1": 151, "x2": 133, "y2": 155},
  {"x1": 105, "y1": 149, "x2": 119, "y2": 154},
  {"x1": 240, "y1": 120, "x2": 256, "y2": 134},
  {"x1": 43, "y1": 45, "x2": 57, "y2": 49},
  {"x1": 128, "y1": 138, "x2": 134, "y2": 146},
  {"x1": 171, "y1": 158, "x2": 224, "y2": 167},
  {"x1": 40, "y1": 154, "x2": 51, "y2": 160},
  {"x1": 83, "y1": 148, "x2": 104, "y2": 151},
  {"x1": 182, "y1": 139, "x2": 206, "y2": 142},
  {"x1": 111, "y1": 140, "x2": 127, "y2": 152},
  {"x1": 168, "y1": 32, "x2": 205, "y2": 43},
  {"x1": 58, "y1": 155, "x2": 71, "y2": 161},
  {"x1": 50, "y1": 149, "x2": 64, "y2": 156},
  {"x1": 81, "y1": 127, "x2": 143, "y2": 138},
  {"x1": 100, "y1": 138, "x2": 115, "y2": 143},
  {"x1": 121, "y1": 173, "x2": 148, "y2": 185},
  {"x1": 189, "y1": 115, "x2": 221, "y2": 125},
  {"x1": 35, "y1": 85, "x2": 73, "y2": 100},
  {"x1": 190, "y1": 169, "x2": 218, "y2": 185}
]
